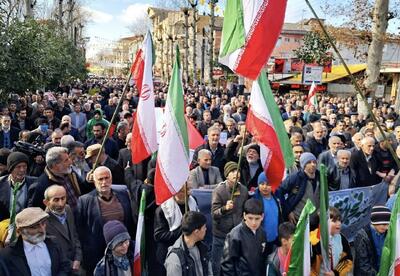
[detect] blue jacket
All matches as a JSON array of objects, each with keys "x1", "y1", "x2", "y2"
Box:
[{"x1": 275, "y1": 170, "x2": 320, "y2": 220}]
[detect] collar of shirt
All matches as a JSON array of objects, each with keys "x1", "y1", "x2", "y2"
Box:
[
  {"x1": 23, "y1": 240, "x2": 46, "y2": 252},
  {"x1": 8, "y1": 175, "x2": 25, "y2": 188}
]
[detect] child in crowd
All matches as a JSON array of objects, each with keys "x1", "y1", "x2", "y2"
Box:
[
  {"x1": 253, "y1": 172, "x2": 283, "y2": 254},
  {"x1": 266, "y1": 222, "x2": 296, "y2": 276},
  {"x1": 221, "y1": 198, "x2": 268, "y2": 276},
  {"x1": 311, "y1": 207, "x2": 353, "y2": 276}
]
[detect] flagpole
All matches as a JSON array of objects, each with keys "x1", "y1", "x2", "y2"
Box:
[
  {"x1": 93, "y1": 70, "x2": 133, "y2": 170},
  {"x1": 231, "y1": 126, "x2": 247, "y2": 201},
  {"x1": 184, "y1": 181, "x2": 189, "y2": 214},
  {"x1": 304, "y1": 0, "x2": 400, "y2": 169}
]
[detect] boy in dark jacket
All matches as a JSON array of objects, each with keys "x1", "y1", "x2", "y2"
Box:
[
  {"x1": 354, "y1": 205, "x2": 391, "y2": 276},
  {"x1": 221, "y1": 198, "x2": 267, "y2": 276}
]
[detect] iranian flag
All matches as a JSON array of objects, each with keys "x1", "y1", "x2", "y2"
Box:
[
  {"x1": 319, "y1": 164, "x2": 331, "y2": 273},
  {"x1": 133, "y1": 190, "x2": 146, "y2": 276},
  {"x1": 307, "y1": 82, "x2": 318, "y2": 108},
  {"x1": 288, "y1": 200, "x2": 316, "y2": 275},
  {"x1": 219, "y1": 0, "x2": 287, "y2": 80},
  {"x1": 154, "y1": 46, "x2": 190, "y2": 204},
  {"x1": 131, "y1": 31, "x2": 158, "y2": 164},
  {"x1": 185, "y1": 116, "x2": 205, "y2": 162},
  {"x1": 246, "y1": 71, "x2": 294, "y2": 191},
  {"x1": 379, "y1": 190, "x2": 400, "y2": 276}
]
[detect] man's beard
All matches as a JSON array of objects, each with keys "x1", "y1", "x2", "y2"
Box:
[
  {"x1": 22, "y1": 231, "x2": 46, "y2": 244},
  {"x1": 247, "y1": 157, "x2": 258, "y2": 164}
]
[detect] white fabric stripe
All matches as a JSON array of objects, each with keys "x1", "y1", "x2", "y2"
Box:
[
  {"x1": 242, "y1": 0, "x2": 264, "y2": 36},
  {"x1": 137, "y1": 32, "x2": 157, "y2": 153},
  {"x1": 157, "y1": 92, "x2": 189, "y2": 193},
  {"x1": 303, "y1": 216, "x2": 311, "y2": 276},
  {"x1": 134, "y1": 213, "x2": 144, "y2": 258},
  {"x1": 250, "y1": 80, "x2": 274, "y2": 126},
  {"x1": 219, "y1": 49, "x2": 241, "y2": 72}
]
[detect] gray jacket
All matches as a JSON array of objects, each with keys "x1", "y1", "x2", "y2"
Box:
[
  {"x1": 187, "y1": 166, "x2": 222, "y2": 189},
  {"x1": 211, "y1": 181, "x2": 248, "y2": 238}
]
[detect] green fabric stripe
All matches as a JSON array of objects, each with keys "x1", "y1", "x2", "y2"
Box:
[
  {"x1": 288, "y1": 200, "x2": 316, "y2": 275},
  {"x1": 258, "y1": 71, "x2": 295, "y2": 167},
  {"x1": 219, "y1": 0, "x2": 245, "y2": 57},
  {"x1": 167, "y1": 45, "x2": 189, "y2": 153},
  {"x1": 319, "y1": 164, "x2": 330, "y2": 271},
  {"x1": 378, "y1": 189, "x2": 400, "y2": 275}
]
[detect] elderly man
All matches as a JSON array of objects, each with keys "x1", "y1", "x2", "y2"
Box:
[
  {"x1": 225, "y1": 139, "x2": 263, "y2": 189},
  {"x1": 30, "y1": 147, "x2": 88, "y2": 210},
  {"x1": 327, "y1": 149, "x2": 357, "y2": 191},
  {"x1": 191, "y1": 126, "x2": 226, "y2": 175},
  {"x1": 43, "y1": 128, "x2": 63, "y2": 151},
  {"x1": 67, "y1": 141, "x2": 90, "y2": 183},
  {"x1": 350, "y1": 132, "x2": 364, "y2": 153},
  {"x1": 0, "y1": 115, "x2": 20, "y2": 149},
  {"x1": 188, "y1": 149, "x2": 222, "y2": 189},
  {"x1": 305, "y1": 122, "x2": 327, "y2": 158},
  {"x1": 318, "y1": 135, "x2": 344, "y2": 175},
  {"x1": 0, "y1": 152, "x2": 37, "y2": 221},
  {"x1": 276, "y1": 152, "x2": 320, "y2": 224},
  {"x1": 85, "y1": 144, "x2": 124, "y2": 185},
  {"x1": 44, "y1": 185, "x2": 82, "y2": 274},
  {"x1": 75, "y1": 166, "x2": 135, "y2": 275},
  {"x1": 69, "y1": 102, "x2": 87, "y2": 141},
  {"x1": 350, "y1": 136, "x2": 380, "y2": 187},
  {"x1": 0, "y1": 207, "x2": 70, "y2": 275}
]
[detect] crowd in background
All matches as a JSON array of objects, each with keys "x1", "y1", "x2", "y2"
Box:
[{"x1": 0, "y1": 77, "x2": 398, "y2": 275}]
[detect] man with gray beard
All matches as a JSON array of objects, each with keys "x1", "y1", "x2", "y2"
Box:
[
  {"x1": 0, "y1": 207, "x2": 70, "y2": 275},
  {"x1": 30, "y1": 147, "x2": 89, "y2": 210}
]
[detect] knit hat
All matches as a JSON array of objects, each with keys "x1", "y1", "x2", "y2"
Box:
[
  {"x1": 7, "y1": 152, "x2": 29, "y2": 172},
  {"x1": 224, "y1": 161, "x2": 238, "y2": 178},
  {"x1": 247, "y1": 144, "x2": 260, "y2": 156},
  {"x1": 103, "y1": 220, "x2": 131, "y2": 249},
  {"x1": 299, "y1": 152, "x2": 317, "y2": 170},
  {"x1": 257, "y1": 172, "x2": 269, "y2": 185},
  {"x1": 371, "y1": 206, "x2": 391, "y2": 225}
]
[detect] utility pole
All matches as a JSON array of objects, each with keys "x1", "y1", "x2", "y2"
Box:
[
  {"x1": 189, "y1": 0, "x2": 199, "y2": 85},
  {"x1": 201, "y1": 27, "x2": 206, "y2": 85},
  {"x1": 182, "y1": 7, "x2": 190, "y2": 84},
  {"x1": 209, "y1": 0, "x2": 218, "y2": 85},
  {"x1": 25, "y1": 0, "x2": 35, "y2": 19},
  {"x1": 58, "y1": 0, "x2": 64, "y2": 29}
]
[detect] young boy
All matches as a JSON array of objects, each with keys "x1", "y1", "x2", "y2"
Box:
[
  {"x1": 311, "y1": 207, "x2": 353, "y2": 276},
  {"x1": 253, "y1": 172, "x2": 283, "y2": 254},
  {"x1": 221, "y1": 198, "x2": 267, "y2": 276},
  {"x1": 267, "y1": 222, "x2": 296, "y2": 276}
]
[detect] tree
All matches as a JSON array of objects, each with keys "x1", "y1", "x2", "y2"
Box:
[
  {"x1": 294, "y1": 30, "x2": 332, "y2": 65},
  {"x1": 0, "y1": 20, "x2": 87, "y2": 97}
]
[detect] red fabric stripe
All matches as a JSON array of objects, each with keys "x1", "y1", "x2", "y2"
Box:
[
  {"x1": 155, "y1": 161, "x2": 174, "y2": 205},
  {"x1": 395, "y1": 260, "x2": 400, "y2": 276},
  {"x1": 133, "y1": 257, "x2": 141, "y2": 276},
  {"x1": 131, "y1": 117, "x2": 150, "y2": 164},
  {"x1": 246, "y1": 108, "x2": 285, "y2": 191},
  {"x1": 185, "y1": 116, "x2": 204, "y2": 150},
  {"x1": 235, "y1": 0, "x2": 287, "y2": 80},
  {"x1": 131, "y1": 49, "x2": 144, "y2": 92}
]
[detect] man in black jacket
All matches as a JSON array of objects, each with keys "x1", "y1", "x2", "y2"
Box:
[
  {"x1": 221, "y1": 199, "x2": 267, "y2": 276},
  {"x1": 0, "y1": 207, "x2": 70, "y2": 275},
  {"x1": 0, "y1": 115, "x2": 20, "y2": 149}
]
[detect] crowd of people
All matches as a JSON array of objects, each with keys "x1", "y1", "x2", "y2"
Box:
[{"x1": 0, "y1": 77, "x2": 398, "y2": 275}]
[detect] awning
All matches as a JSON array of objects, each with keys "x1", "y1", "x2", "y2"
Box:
[{"x1": 282, "y1": 64, "x2": 367, "y2": 84}]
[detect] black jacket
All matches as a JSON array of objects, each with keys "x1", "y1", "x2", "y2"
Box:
[
  {"x1": 0, "y1": 127, "x2": 20, "y2": 149},
  {"x1": 350, "y1": 149, "x2": 380, "y2": 187},
  {"x1": 221, "y1": 222, "x2": 268, "y2": 276},
  {"x1": 305, "y1": 137, "x2": 327, "y2": 159},
  {"x1": 354, "y1": 226, "x2": 384, "y2": 276},
  {"x1": 0, "y1": 175, "x2": 37, "y2": 221},
  {"x1": 327, "y1": 166, "x2": 357, "y2": 191},
  {"x1": 0, "y1": 236, "x2": 70, "y2": 276},
  {"x1": 84, "y1": 137, "x2": 119, "y2": 160},
  {"x1": 103, "y1": 156, "x2": 125, "y2": 185}
]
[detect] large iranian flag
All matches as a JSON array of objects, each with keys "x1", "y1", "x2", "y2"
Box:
[
  {"x1": 379, "y1": 190, "x2": 400, "y2": 276},
  {"x1": 133, "y1": 190, "x2": 146, "y2": 276},
  {"x1": 154, "y1": 46, "x2": 190, "y2": 204},
  {"x1": 131, "y1": 31, "x2": 158, "y2": 164},
  {"x1": 219, "y1": 0, "x2": 287, "y2": 80},
  {"x1": 288, "y1": 200, "x2": 316, "y2": 275},
  {"x1": 246, "y1": 71, "x2": 294, "y2": 191}
]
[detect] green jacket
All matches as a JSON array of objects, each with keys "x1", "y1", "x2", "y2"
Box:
[{"x1": 86, "y1": 109, "x2": 110, "y2": 140}]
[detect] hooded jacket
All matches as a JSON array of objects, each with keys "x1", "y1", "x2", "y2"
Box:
[{"x1": 86, "y1": 109, "x2": 110, "y2": 140}]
